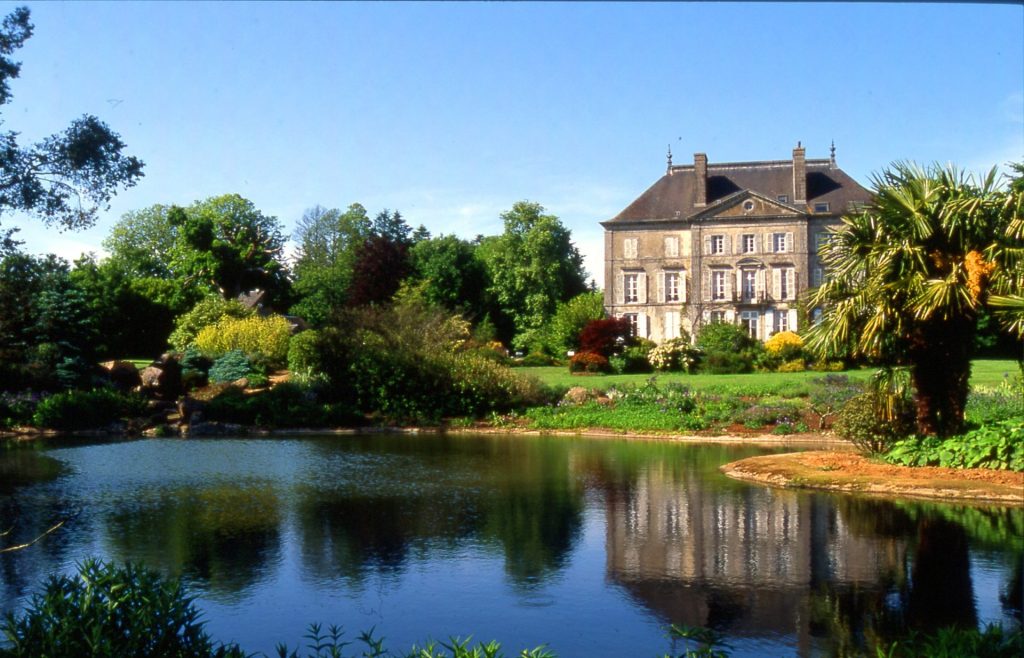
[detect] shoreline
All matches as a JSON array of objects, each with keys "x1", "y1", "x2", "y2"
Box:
[{"x1": 721, "y1": 450, "x2": 1024, "y2": 505}]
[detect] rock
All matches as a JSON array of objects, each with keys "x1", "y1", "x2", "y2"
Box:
[
  {"x1": 231, "y1": 377, "x2": 249, "y2": 389},
  {"x1": 561, "y1": 386, "x2": 595, "y2": 406},
  {"x1": 177, "y1": 396, "x2": 206, "y2": 424},
  {"x1": 100, "y1": 360, "x2": 142, "y2": 392},
  {"x1": 139, "y1": 358, "x2": 183, "y2": 400}
]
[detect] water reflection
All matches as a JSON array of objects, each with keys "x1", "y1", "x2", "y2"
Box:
[{"x1": 0, "y1": 435, "x2": 1020, "y2": 656}]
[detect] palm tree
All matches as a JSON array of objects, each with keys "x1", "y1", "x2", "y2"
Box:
[{"x1": 806, "y1": 162, "x2": 1023, "y2": 436}]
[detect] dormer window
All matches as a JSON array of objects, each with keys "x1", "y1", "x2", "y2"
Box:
[
  {"x1": 814, "y1": 202, "x2": 830, "y2": 213},
  {"x1": 777, "y1": 194, "x2": 789, "y2": 203}
]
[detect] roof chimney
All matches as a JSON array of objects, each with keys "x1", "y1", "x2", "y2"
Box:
[
  {"x1": 792, "y1": 142, "x2": 806, "y2": 204},
  {"x1": 694, "y1": 152, "x2": 707, "y2": 207}
]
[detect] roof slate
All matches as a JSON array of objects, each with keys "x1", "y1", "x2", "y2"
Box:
[{"x1": 604, "y1": 157, "x2": 871, "y2": 225}]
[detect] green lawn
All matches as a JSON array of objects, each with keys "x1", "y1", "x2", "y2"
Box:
[{"x1": 519, "y1": 359, "x2": 1020, "y2": 394}]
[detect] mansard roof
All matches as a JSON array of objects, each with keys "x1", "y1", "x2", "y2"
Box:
[{"x1": 602, "y1": 152, "x2": 872, "y2": 225}]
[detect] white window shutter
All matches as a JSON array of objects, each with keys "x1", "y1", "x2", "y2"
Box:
[
  {"x1": 724, "y1": 269, "x2": 733, "y2": 300},
  {"x1": 724, "y1": 309, "x2": 735, "y2": 323},
  {"x1": 656, "y1": 271, "x2": 665, "y2": 303},
  {"x1": 637, "y1": 313, "x2": 648, "y2": 338},
  {"x1": 772, "y1": 269, "x2": 782, "y2": 299},
  {"x1": 756, "y1": 269, "x2": 766, "y2": 298},
  {"x1": 735, "y1": 269, "x2": 742, "y2": 297},
  {"x1": 789, "y1": 308, "x2": 798, "y2": 332},
  {"x1": 703, "y1": 236, "x2": 711, "y2": 255},
  {"x1": 681, "y1": 271, "x2": 687, "y2": 303},
  {"x1": 785, "y1": 232, "x2": 793, "y2": 253},
  {"x1": 764, "y1": 309, "x2": 774, "y2": 335},
  {"x1": 615, "y1": 271, "x2": 624, "y2": 305},
  {"x1": 637, "y1": 271, "x2": 647, "y2": 304},
  {"x1": 764, "y1": 233, "x2": 772, "y2": 253},
  {"x1": 786, "y1": 269, "x2": 795, "y2": 300}
]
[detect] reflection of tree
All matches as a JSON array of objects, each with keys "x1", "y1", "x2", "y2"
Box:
[
  {"x1": 294, "y1": 435, "x2": 584, "y2": 590},
  {"x1": 102, "y1": 485, "x2": 281, "y2": 602},
  {"x1": 907, "y1": 515, "x2": 978, "y2": 631},
  {"x1": 479, "y1": 458, "x2": 583, "y2": 586}
]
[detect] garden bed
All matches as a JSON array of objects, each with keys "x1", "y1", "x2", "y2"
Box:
[{"x1": 721, "y1": 451, "x2": 1024, "y2": 504}]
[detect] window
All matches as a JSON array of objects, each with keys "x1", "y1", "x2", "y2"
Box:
[
  {"x1": 743, "y1": 200, "x2": 755, "y2": 211},
  {"x1": 815, "y1": 232, "x2": 829, "y2": 253},
  {"x1": 710, "y1": 311, "x2": 726, "y2": 324},
  {"x1": 710, "y1": 235, "x2": 724, "y2": 255},
  {"x1": 625, "y1": 272, "x2": 640, "y2": 303},
  {"x1": 712, "y1": 270, "x2": 727, "y2": 300},
  {"x1": 664, "y1": 236, "x2": 679, "y2": 258},
  {"x1": 742, "y1": 234, "x2": 756, "y2": 254},
  {"x1": 664, "y1": 310, "x2": 680, "y2": 340},
  {"x1": 775, "y1": 311, "x2": 789, "y2": 334},
  {"x1": 740, "y1": 311, "x2": 759, "y2": 339},
  {"x1": 811, "y1": 266, "x2": 824, "y2": 288},
  {"x1": 777, "y1": 194, "x2": 789, "y2": 203},
  {"x1": 814, "y1": 202, "x2": 830, "y2": 213},
  {"x1": 742, "y1": 269, "x2": 757, "y2": 301},
  {"x1": 772, "y1": 233, "x2": 789, "y2": 253},
  {"x1": 773, "y1": 267, "x2": 796, "y2": 300},
  {"x1": 811, "y1": 308, "x2": 824, "y2": 325},
  {"x1": 665, "y1": 271, "x2": 681, "y2": 302},
  {"x1": 623, "y1": 313, "x2": 638, "y2": 336},
  {"x1": 623, "y1": 238, "x2": 638, "y2": 259}
]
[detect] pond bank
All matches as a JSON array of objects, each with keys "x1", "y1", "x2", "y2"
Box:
[{"x1": 721, "y1": 450, "x2": 1024, "y2": 505}]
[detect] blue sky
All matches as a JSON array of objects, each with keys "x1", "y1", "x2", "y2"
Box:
[{"x1": 2, "y1": 1, "x2": 1021, "y2": 287}]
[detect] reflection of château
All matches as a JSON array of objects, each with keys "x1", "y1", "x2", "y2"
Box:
[{"x1": 604, "y1": 466, "x2": 908, "y2": 641}]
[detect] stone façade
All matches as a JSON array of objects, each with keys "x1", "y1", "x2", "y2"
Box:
[{"x1": 601, "y1": 144, "x2": 872, "y2": 342}]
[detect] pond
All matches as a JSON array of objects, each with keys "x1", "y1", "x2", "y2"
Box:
[{"x1": 1, "y1": 433, "x2": 1021, "y2": 657}]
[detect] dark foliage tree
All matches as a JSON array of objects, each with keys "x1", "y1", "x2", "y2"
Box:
[
  {"x1": 0, "y1": 7, "x2": 143, "y2": 253},
  {"x1": 0, "y1": 253, "x2": 97, "y2": 390},
  {"x1": 346, "y1": 208, "x2": 414, "y2": 307},
  {"x1": 578, "y1": 318, "x2": 631, "y2": 358},
  {"x1": 290, "y1": 203, "x2": 371, "y2": 325}
]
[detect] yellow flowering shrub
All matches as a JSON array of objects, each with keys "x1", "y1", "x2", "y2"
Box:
[
  {"x1": 194, "y1": 314, "x2": 292, "y2": 367},
  {"x1": 764, "y1": 331, "x2": 804, "y2": 359}
]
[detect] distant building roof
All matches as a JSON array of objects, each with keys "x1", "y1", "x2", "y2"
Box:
[{"x1": 602, "y1": 148, "x2": 871, "y2": 226}]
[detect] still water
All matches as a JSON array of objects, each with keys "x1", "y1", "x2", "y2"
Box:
[{"x1": 1, "y1": 434, "x2": 1021, "y2": 657}]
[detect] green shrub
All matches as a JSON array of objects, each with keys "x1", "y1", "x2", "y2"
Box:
[
  {"x1": 168, "y1": 296, "x2": 252, "y2": 351},
  {"x1": 878, "y1": 623, "x2": 1023, "y2": 658},
  {"x1": 517, "y1": 352, "x2": 558, "y2": 367},
  {"x1": 202, "y1": 382, "x2": 352, "y2": 428},
  {"x1": 776, "y1": 359, "x2": 806, "y2": 373},
  {"x1": 31, "y1": 389, "x2": 148, "y2": 431},
  {"x1": 696, "y1": 322, "x2": 763, "y2": 374},
  {"x1": 194, "y1": 314, "x2": 292, "y2": 368},
  {"x1": 569, "y1": 351, "x2": 610, "y2": 374},
  {"x1": 0, "y1": 391, "x2": 39, "y2": 429},
  {"x1": 834, "y1": 391, "x2": 914, "y2": 454},
  {"x1": 0, "y1": 558, "x2": 246, "y2": 658},
  {"x1": 287, "y1": 329, "x2": 321, "y2": 375},
  {"x1": 613, "y1": 344, "x2": 653, "y2": 374},
  {"x1": 967, "y1": 381, "x2": 1024, "y2": 424},
  {"x1": 179, "y1": 347, "x2": 212, "y2": 375},
  {"x1": 207, "y1": 350, "x2": 260, "y2": 384},
  {"x1": 885, "y1": 420, "x2": 1024, "y2": 471}
]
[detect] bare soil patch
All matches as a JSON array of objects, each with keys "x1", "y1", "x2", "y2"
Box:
[{"x1": 722, "y1": 451, "x2": 1024, "y2": 504}]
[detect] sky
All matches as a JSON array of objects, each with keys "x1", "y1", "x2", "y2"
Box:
[{"x1": 1, "y1": 1, "x2": 1021, "y2": 288}]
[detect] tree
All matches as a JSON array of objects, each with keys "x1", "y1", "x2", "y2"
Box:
[
  {"x1": 478, "y1": 201, "x2": 587, "y2": 348},
  {"x1": 101, "y1": 204, "x2": 178, "y2": 279},
  {"x1": 407, "y1": 234, "x2": 491, "y2": 317},
  {"x1": 0, "y1": 253, "x2": 97, "y2": 390},
  {"x1": 542, "y1": 290, "x2": 606, "y2": 356},
  {"x1": 0, "y1": 7, "x2": 143, "y2": 252},
  {"x1": 347, "y1": 209, "x2": 414, "y2": 307},
  {"x1": 289, "y1": 204, "x2": 370, "y2": 325},
  {"x1": 170, "y1": 194, "x2": 290, "y2": 306},
  {"x1": 807, "y1": 162, "x2": 1023, "y2": 436}
]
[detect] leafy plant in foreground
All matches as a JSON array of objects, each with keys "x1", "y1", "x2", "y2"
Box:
[
  {"x1": 885, "y1": 419, "x2": 1024, "y2": 471},
  {"x1": 0, "y1": 559, "x2": 245, "y2": 657}
]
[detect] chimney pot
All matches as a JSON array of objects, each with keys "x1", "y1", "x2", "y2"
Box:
[
  {"x1": 792, "y1": 144, "x2": 807, "y2": 204},
  {"x1": 694, "y1": 153, "x2": 708, "y2": 207}
]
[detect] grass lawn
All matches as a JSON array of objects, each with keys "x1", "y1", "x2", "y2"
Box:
[{"x1": 519, "y1": 358, "x2": 1020, "y2": 394}]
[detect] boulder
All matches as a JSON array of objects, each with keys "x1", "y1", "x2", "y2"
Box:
[{"x1": 101, "y1": 361, "x2": 142, "y2": 392}]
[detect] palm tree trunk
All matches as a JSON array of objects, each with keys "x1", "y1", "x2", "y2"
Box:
[{"x1": 909, "y1": 318, "x2": 974, "y2": 436}]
